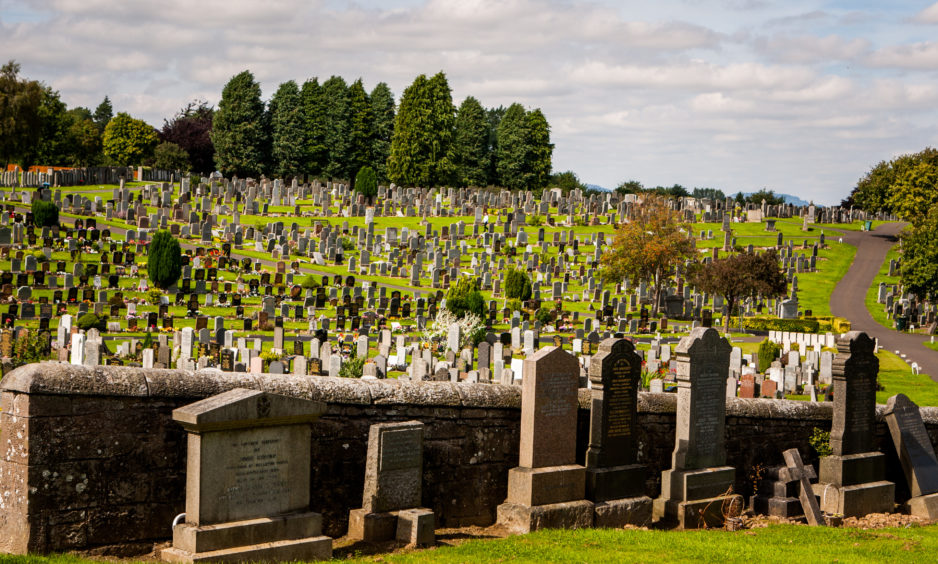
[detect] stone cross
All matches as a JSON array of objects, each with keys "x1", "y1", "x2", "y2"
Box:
[{"x1": 781, "y1": 448, "x2": 824, "y2": 526}]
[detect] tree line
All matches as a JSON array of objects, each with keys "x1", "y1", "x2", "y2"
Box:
[
  {"x1": 212, "y1": 69, "x2": 554, "y2": 189},
  {"x1": 0, "y1": 61, "x2": 554, "y2": 191}
]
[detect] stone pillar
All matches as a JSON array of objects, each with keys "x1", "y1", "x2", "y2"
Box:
[
  {"x1": 814, "y1": 332, "x2": 894, "y2": 518},
  {"x1": 496, "y1": 346, "x2": 593, "y2": 533},
  {"x1": 585, "y1": 338, "x2": 652, "y2": 526},
  {"x1": 653, "y1": 327, "x2": 743, "y2": 528}
]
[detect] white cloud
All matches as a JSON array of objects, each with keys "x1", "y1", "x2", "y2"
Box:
[{"x1": 2, "y1": 0, "x2": 938, "y2": 204}]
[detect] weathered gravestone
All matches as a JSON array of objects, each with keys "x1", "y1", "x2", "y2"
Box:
[
  {"x1": 885, "y1": 393, "x2": 938, "y2": 518},
  {"x1": 161, "y1": 388, "x2": 332, "y2": 563},
  {"x1": 814, "y1": 332, "x2": 895, "y2": 518},
  {"x1": 347, "y1": 421, "x2": 434, "y2": 546},
  {"x1": 585, "y1": 337, "x2": 652, "y2": 527},
  {"x1": 496, "y1": 346, "x2": 592, "y2": 533},
  {"x1": 653, "y1": 327, "x2": 743, "y2": 528}
]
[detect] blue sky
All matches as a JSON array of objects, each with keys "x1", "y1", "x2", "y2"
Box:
[{"x1": 3, "y1": 0, "x2": 938, "y2": 204}]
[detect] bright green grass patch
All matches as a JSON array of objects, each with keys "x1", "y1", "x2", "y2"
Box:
[
  {"x1": 9, "y1": 524, "x2": 938, "y2": 564},
  {"x1": 925, "y1": 341, "x2": 938, "y2": 353},
  {"x1": 341, "y1": 524, "x2": 936, "y2": 564},
  {"x1": 864, "y1": 246, "x2": 902, "y2": 331},
  {"x1": 792, "y1": 241, "x2": 857, "y2": 317},
  {"x1": 876, "y1": 350, "x2": 938, "y2": 406}
]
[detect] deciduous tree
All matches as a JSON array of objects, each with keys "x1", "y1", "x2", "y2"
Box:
[
  {"x1": 102, "y1": 112, "x2": 158, "y2": 166},
  {"x1": 600, "y1": 196, "x2": 697, "y2": 317},
  {"x1": 161, "y1": 100, "x2": 214, "y2": 173},
  {"x1": 153, "y1": 141, "x2": 189, "y2": 170},
  {"x1": 899, "y1": 203, "x2": 938, "y2": 302},
  {"x1": 690, "y1": 249, "x2": 787, "y2": 332},
  {"x1": 0, "y1": 61, "x2": 43, "y2": 167}
]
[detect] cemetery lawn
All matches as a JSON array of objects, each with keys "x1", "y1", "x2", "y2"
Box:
[
  {"x1": 795, "y1": 241, "x2": 857, "y2": 317},
  {"x1": 351, "y1": 524, "x2": 938, "y2": 563},
  {"x1": 876, "y1": 350, "x2": 938, "y2": 406},
  {"x1": 864, "y1": 246, "x2": 902, "y2": 331},
  {"x1": 925, "y1": 341, "x2": 938, "y2": 352}
]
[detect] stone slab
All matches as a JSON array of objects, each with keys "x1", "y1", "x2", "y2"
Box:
[
  {"x1": 172, "y1": 512, "x2": 322, "y2": 554},
  {"x1": 660, "y1": 466, "x2": 735, "y2": 501},
  {"x1": 161, "y1": 534, "x2": 331, "y2": 563},
  {"x1": 346, "y1": 509, "x2": 397, "y2": 542},
  {"x1": 818, "y1": 452, "x2": 887, "y2": 488},
  {"x1": 586, "y1": 463, "x2": 645, "y2": 503},
  {"x1": 653, "y1": 494, "x2": 744, "y2": 529},
  {"x1": 506, "y1": 464, "x2": 586, "y2": 507},
  {"x1": 907, "y1": 492, "x2": 938, "y2": 520},
  {"x1": 814, "y1": 480, "x2": 895, "y2": 518},
  {"x1": 593, "y1": 496, "x2": 653, "y2": 528},
  {"x1": 395, "y1": 508, "x2": 435, "y2": 546},
  {"x1": 496, "y1": 500, "x2": 594, "y2": 534}
]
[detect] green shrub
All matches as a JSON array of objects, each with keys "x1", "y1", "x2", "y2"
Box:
[
  {"x1": 506, "y1": 298, "x2": 523, "y2": 312},
  {"x1": 446, "y1": 277, "x2": 485, "y2": 318},
  {"x1": 339, "y1": 353, "x2": 365, "y2": 379},
  {"x1": 504, "y1": 268, "x2": 532, "y2": 301},
  {"x1": 527, "y1": 215, "x2": 544, "y2": 227},
  {"x1": 535, "y1": 307, "x2": 553, "y2": 325},
  {"x1": 31, "y1": 199, "x2": 59, "y2": 227},
  {"x1": 146, "y1": 289, "x2": 163, "y2": 306},
  {"x1": 757, "y1": 339, "x2": 781, "y2": 373},
  {"x1": 354, "y1": 166, "x2": 378, "y2": 200},
  {"x1": 734, "y1": 317, "x2": 821, "y2": 333},
  {"x1": 809, "y1": 427, "x2": 832, "y2": 457},
  {"x1": 147, "y1": 230, "x2": 182, "y2": 290},
  {"x1": 153, "y1": 141, "x2": 189, "y2": 170},
  {"x1": 77, "y1": 313, "x2": 107, "y2": 332},
  {"x1": 340, "y1": 237, "x2": 356, "y2": 251},
  {"x1": 300, "y1": 275, "x2": 320, "y2": 289},
  {"x1": 32, "y1": 250, "x2": 47, "y2": 263}
]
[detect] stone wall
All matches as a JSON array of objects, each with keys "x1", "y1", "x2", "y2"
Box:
[{"x1": 1, "y1": 363, "x2": 934, "y2": 554}]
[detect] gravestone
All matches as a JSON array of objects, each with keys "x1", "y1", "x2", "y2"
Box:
[
  {"x1": 884, "y1": 393, "x2": 938, "y2": 518},
  {"x1": 653, "y1": 327, "x2": 742, "y2": 528},
  {"x1": 348, "y1": 421, "x2": 434, "y2": 546},
  {"x1": 814, "y1": 332, "x2": 894, "y2": 518},
  {"x1": 496, "y1": 346, "x2": 593, "y2": 533},
  {"x1": 585, "y1": 338, "x2": 652, "y2": 527},
  {"x1": 161, "y1": 388, "x2": 332, "y2": 562}
]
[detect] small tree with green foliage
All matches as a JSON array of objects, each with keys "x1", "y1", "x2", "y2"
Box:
[
  {"x1": 31, "y1": 199, "x2": 58, "y2": 227},
  {"x1": 147, "y1": 230, "x2": 183, "y2": 290},
  {"x1": 102, "y1": 112, "x2": 158, "y2": 166},
  {"x1": 757, "y1": 339, "x2": 781, "y2": 373},
  {"x1": 77, "y1": 312, "x2": 107, "y2": 332},
  {"x1": 153, "y1": 141, "x2": 189, "y2": 170},
  {"x1": 354, "y1": 165, "x2": 378, "y2": 202},
  {"x1": 504, "y1": 268, "x2": 532, "y2": 301},
  {"x1": 339, "y1": 352, "x2": 365, "y2": 379},
  {"x1": 445, "y1": 277, "x2": 485, "y2": 318}
]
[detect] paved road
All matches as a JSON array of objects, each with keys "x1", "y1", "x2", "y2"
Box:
[{"x1": 829, "y1": 222, "x2": 938, "y2": 380}]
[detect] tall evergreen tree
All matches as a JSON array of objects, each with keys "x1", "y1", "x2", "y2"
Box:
[
  {"x1": 320, "y1": 76, "x2": 349, "y2": 180},
  {"x1": 346, "y1": 79, "x2": 373, "y2": 185},
  {"x1": 93, "y1": 96, "x2": 113, "y2": 132},
  {"x1": 525, "y1": 108, "x2": 553, "y2": 190},
  {"x1": 300, "y1": 78, "x2": 327, "y2": 178},
  {"x1": 370, "y1": 82, "x2": 394, "y2": 183},
  {"x1": 452, "y1": 96, "x2": 489, "y2": 187},
  {"x1": 388, "y1": 71, "x2": 456, "y2": 187},
  {"x1": 495, "y1": 103, "x2": 528, "y2": 190},
  {"x1": 270, "y1": 80, "x2": 305, "y2": 178},
  {"x1": 211, "y1": 70, "x2": 268, "y2": 177},
  {"x1": 485, "y1": 105, "x2": 505, "y2": 186}
]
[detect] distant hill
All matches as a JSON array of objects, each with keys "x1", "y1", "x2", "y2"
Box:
[{"x1": 585, "y1": 183, "x2": 610, "y2": 192}]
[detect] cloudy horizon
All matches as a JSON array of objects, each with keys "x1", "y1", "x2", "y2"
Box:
[{"x1": 4, "y1": 0, "x2": 938, "y2": 204}]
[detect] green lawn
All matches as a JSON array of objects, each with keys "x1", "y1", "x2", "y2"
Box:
[
  {"x1": 876, "y1": 350, "x2": 938, "y2": 406},
  {"x1": 864, "y1": 246, "x2": 902, "y2": 331},
  {"x1": 7, "y1": 524, "x2": 938, "y2": 564},
  {"x1": 794, "y1": 241, "x2": 857, "y2": 317}
]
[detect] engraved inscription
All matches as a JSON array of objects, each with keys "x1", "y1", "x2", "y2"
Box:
[
  {"x1": 846, "y1": 376, "x2": 874, "y2": 435},
  {"x1": 606, "y1": 358, "x2": 634, "y2": 438},
  {"x1": 223, "y1": 436, "x2": 288, "y2": 508},
  {"x1": 537, "y1": 375, "x2": 574, "y2": 418},
  {"x1": 379, "y1": 429, "x2": 421, "y2": 472},
  {"x1": 692, "y1": 371, "x2": 722, "y2": 459}
]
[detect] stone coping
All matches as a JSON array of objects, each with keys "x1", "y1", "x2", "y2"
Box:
[{"x1": 2, "y1": 362, "x2": 933, "y2": 423}]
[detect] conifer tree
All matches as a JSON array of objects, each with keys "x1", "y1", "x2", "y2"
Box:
[
  {"x1": 370, "y1": 82, "x2": 395, "y2": 183},
  {"x1": 452, "y1": 96, "x2": 489, "y2": 187},
  {"x1": 147, "y1": 230, "x2": 183, "y2": 290},
  {"x1": 301, "y1": 78, "x2": 328, "y2": 178},
  {"x1": 320, "y1": 76, "x2": 349, "y2": 180},
  {"x1": 211, "y1": 70, "x2": 268, "y2": 177},
  {"x1": 388, "y1": 72, "x2": 455, "y2": 187},
  {"x1": 270, "y1": 80, "x2": 305, "y2": 178},
  {"x1": 346, "y1": 79, "x2": 374, "y2": 184}
]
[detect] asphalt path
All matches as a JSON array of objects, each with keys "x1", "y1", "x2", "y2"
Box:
[{"x1": 829, "y1": 222, "x2": 938, "y2": 381}]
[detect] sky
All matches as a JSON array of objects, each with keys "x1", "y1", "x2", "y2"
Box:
[{"x1": 4, "y1": 1, "x2": 938, "y2": 205}]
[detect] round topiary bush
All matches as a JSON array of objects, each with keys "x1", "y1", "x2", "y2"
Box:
[
  {"x1": 31, "y1": 199, "x2": 59, "y2": 227},
  {"x1": 77, "y1": 312, "x2": 107, "y2": 332},
  {"x1": 147, "y1": 230, "x2": 183, "y2": 290}
]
